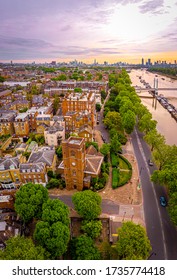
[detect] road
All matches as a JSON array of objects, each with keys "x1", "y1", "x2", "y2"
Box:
[{"x1": 131, "y1": 127, "x2": 177, "y2": 260}]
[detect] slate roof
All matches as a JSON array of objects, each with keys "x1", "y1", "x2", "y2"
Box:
[
  {"x1": 20, "y1": 162, "x2": 45, "y2": 172},
  {"x1": 28, "y1": 146, "x2": 55, "y2": 166},
  {"x1": 0, "y1": 156, "x2": 20, "y2": 170}
]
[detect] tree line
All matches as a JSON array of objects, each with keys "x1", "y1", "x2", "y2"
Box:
[
  {"x1": 107, "y1": 68, "x2": 177, "y2": 225},
  {"x1": 0, "y1": 184, "x2": 151, "y2": 260}
]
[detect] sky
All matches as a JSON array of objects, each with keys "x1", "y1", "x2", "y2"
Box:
[{"x1": 0, "y1": 0, "x2": 177, "y2": 64}]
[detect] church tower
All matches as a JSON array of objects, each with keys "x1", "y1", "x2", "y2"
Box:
[{"x1": 62, "y1": 137, "x2": 86, "y2": 191}]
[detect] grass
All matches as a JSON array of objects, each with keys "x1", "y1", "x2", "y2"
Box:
[
  {"x1": 112, "y1": 155, "x2": 132, "y2": 189},
  {"x1": 119, "y1": 157, "x2": 129, "y2": 170}
]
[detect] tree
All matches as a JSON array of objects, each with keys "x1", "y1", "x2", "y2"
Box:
[
  {"x1": 14, "y1": 183, "x2": 48, "y2": 223},
  {"x1": 100, "y1": 143, "x2": 110, "y2": 158},
  {"x1": 110, "y1": 135, "x2": 121, "y2": 154},
  {"x1": 57, "y1": 74, "x2": 67, "y2": 81},
  {"x1": 152, "y1": 144, "x2": 177, "y2": 170},
  {"x1": 104, "y1": 111, "x2": 123, "y2": 131},
  {"x1": 96, "y1": 103, "x2": 101, "y2": 112},
  {"x1": 41, "y1": 199, "x2": 70, "y2": 226},
  {"x1": 119, "y1": 99, "x2": 134, "y2": 116},
  {"x1": 35, "y1": 134, "x2": 45, "y2": 145},
  {"x1": 122, "y1": 110, "x2": 136, "y2": 134},
  {"x1": 98, "y1": 241, "x2": 118, "y2": 260},
  {"x1": 151, "y1": 163, "x2": 177, "y2": 193},
  {"x1": 116, "y1": 221, "x2": 151, "y2": 260},
  {"x1": 46, "y1": 178, "x2": 60, "y2": 189},
  {"x1": 144, "y1": 129, "x2": 165, "y2": 151},
  {"x1": 81, "y1": 220, "x2": 102, "y2": 239},
  {"x1": 55, "y1": 146, "x2": 63, "y2": 159},
  {"x1": 74, "y1": 87, "x2": 82, "y2": 93},
  {"x1": 72, "y1": 235, "x2": 101, "y2": 260},
  {"x1": 85, "y1": 141, "x2": 98, "y2": 151},
  {"x1": 0, "y1": 75, "x2": 5, "y2": 83},
  {"x1": 72, "y1": 190, "x2": 102, "y2": 220},
  {"x1": 0, "y1": 236, "x2": 47, "y2": 260},
  {"x1": 34, "y1": 221, "x2": 70, "y2": 258},
  {"x1": 168, "y1": 192, "x2": 177, "y2": 225},
  {"x1": 138, "y1": 113, "x2": 157, "y2": 134}
]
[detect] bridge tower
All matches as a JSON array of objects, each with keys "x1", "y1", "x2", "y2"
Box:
[{"x1": 153, "y1": 78, "x2": 158, "y2": 95}]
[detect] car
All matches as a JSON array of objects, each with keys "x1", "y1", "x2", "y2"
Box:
[
  {"x1": 160, "y1": 196, "x2": 167, "y2": 207},
  {"x1": 148, "y1": 159, "x2": 153, "y2": 166}
]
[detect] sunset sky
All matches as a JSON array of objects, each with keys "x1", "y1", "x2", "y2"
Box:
[{"x1": 0, "y1": 0, "x2": 177, "y2": 64}]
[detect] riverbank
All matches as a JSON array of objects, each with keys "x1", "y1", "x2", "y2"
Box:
[{"x1": 147, "y1": 70, "x2": 177, "y2": 80}]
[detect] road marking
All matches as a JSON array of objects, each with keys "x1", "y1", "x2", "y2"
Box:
[{"x1": 134, "y1": 128, "x2": 168, "y2": 260}]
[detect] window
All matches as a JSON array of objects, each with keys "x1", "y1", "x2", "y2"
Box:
[{"x1": 70, "y1": 150, "x2": 75, "y2": 157}]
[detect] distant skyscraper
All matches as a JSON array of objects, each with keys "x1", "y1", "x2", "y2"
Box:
[
  {"x1": 142, "y1": 58, "x2": 144, "y2": 66},
  {"x1": 148, "y1": 58, "x2": 151, "y2": 66}
]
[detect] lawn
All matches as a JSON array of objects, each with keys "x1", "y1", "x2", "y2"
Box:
[{"x1": 119, "y1": 157, "x2": 129, "y2": 170}]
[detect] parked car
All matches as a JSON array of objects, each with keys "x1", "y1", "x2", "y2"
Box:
[
  {"x1": 160, "y1": 196, "x2": 167, "y2": 207},
  {"x1": 148, "y1": 159, "x2": 153, "y2": 166}
]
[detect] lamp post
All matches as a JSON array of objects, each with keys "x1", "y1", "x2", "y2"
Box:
[
  {"x1": 147, "y1": 252, "x2": 157, "y2": 260},
  {"x1": 122, "y1": 211, "x2": 126, "y2": 221}
]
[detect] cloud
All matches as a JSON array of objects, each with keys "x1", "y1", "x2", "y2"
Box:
[{"x1": 139, "y1": 0, "x2": 165, "y2": 14}]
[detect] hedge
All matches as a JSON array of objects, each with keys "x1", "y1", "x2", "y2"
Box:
[
  {"x1": 112, "y1": 168, "x2": 120, "y2": 189},
  {"x1": 110, "y1": 152, "x2": 119, "y2": 167}
]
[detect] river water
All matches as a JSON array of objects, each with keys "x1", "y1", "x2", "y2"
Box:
[{"x1": 129, "y1": 69, "x2": 177, "y2": 146}]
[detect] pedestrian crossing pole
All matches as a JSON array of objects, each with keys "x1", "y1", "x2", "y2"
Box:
[{"x1": 137, "y1": 178, "x2": 141, "y2": 190}]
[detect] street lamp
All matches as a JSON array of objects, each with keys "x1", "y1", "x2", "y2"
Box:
[
  {"x1": 147, "y1": 252, "x2": 157, "y2": 260},
  {"x1": 122, "y1": 211, "x2": 126, "y2": 221}
]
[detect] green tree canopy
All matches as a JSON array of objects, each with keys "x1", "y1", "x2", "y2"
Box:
[
  {"x1": 100, "y1": 143, "x2": 110, "y2": 158},
  {"x1": 72, "y1": 190, "x2": 102, "y2": 220},
  {"x1": 151, "y1": 163, "x2": 177, "y2": 193},
  {"x1": 41, "y1": 199, "x2": 70, "y2": 226},
  {"x1": 138, "y1": 113, "x2": 157, "y2": 134},
  {"x1": 110, "y1": 135, "x2": 121, "y2": 154},
  {"x1": 0, "y1": 75, "x2": 5, "y2": 83},
  {"x1": 55, "y1": 146, "x2": 63, "y2": 159},
  {"x1": 122, "y1": 110, "x2": 136, "y2": 134},
  {"x1": 96, "y1": 103, "x2": 101, "y2": 112},
  {"x1": 34, "y1": 221, "x2": 70, "y2": 258},
  {"x1": 72, "y1": 235, "x2": 101, "y2": 260},
  {"x1": 0, "y1": 236, "x2": 47, "y2": 260},
  {"x1": 152, "y1": 144, "x2": 177, "y2": 170},
  {"x1": 104, "y1": 111, "x2": 123, "y2": 131},
  {"x1": 81, "y1": 220, "x2": 102, "y2": 239},
  {"x1": 14, "y1": 183, "x2": 48, "y2": 223},
  {"x1": 168, "y1": 192, "x2": 177, "y2": 225},
  {"x1": 144, "y1": 129, "x2": 165, "y2": 151},
  {"x1": 46, "y1": 178, "x2": 60, "y2": 189},
  {"x1": 116, "y1": 221, "x2": 151, "y2": 260},
  {"x1": 85, "y1": 141, "x2": 99, "y2": 151}
]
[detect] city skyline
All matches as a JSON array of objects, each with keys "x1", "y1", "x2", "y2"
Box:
[{"x1": 0, "y1": 0, "x2": 177, "y2": 64}]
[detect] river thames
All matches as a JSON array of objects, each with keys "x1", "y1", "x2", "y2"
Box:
[{"x1": 129, "y1": 69, "x2": 177, "y2": 146}]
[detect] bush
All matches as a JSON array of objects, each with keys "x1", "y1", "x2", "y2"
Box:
[{"x1": 112, "y1": 168, "x2": 120, "y2": 189}]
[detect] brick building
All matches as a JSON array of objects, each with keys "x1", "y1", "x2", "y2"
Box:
[{"x1": 59, "y1": 137, "x2": 104, "y2": 191}]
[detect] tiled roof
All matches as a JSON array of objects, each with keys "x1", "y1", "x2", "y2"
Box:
[
  {"x1": 85, "y1": 155, "x2": 104, "y2": 175},
  {"x1": 78, "y1": 125, "x2": 92, "y2": 134}
]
